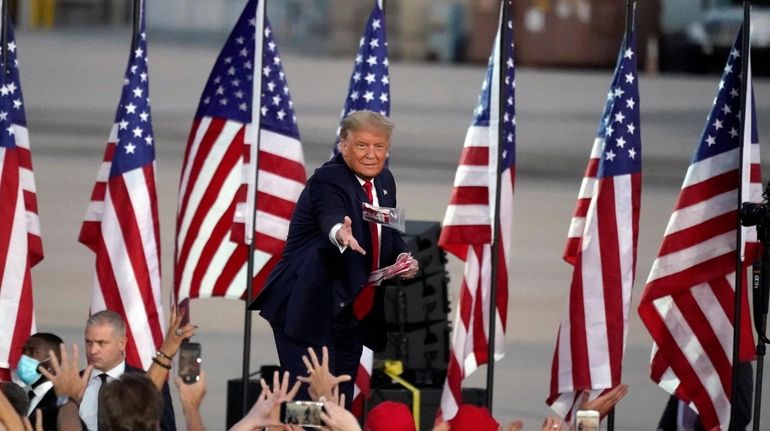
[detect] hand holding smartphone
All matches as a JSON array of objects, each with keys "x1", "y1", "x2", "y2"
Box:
[
  {"x1": 178, "y1": 342, "x2": 202, "y2": 384},
  {"x1": 280, "y1": 401, "x2": 324, "y2": 428}
]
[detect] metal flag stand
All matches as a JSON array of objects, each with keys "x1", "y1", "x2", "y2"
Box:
[
  {"x1": 731, "y1": 1, "x2": 752, "y2": 430},
  {"x1": 486, "y1": 0, "x2": 512, "y2": 413},
  {"x1": 242, "y1": 0, "x2": 267, "y2": 416}
]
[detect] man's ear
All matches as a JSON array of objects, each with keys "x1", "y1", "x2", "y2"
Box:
[{"x1": 118, "y1": 336, "x2": 128, "y2": 352}]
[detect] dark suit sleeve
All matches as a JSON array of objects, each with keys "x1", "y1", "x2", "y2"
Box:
[
  {"x1": 159, "y1": 380, "x2": 177, "y2": 431},
  {"x1": 309, "y1": 178, "x2": 350, "y2": 239}
]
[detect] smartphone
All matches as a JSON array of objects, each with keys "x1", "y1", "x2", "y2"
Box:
[
  {"x1": 178, "y1": 342, "x2": 201, "y2": 384},
  {"x1": 575, "y1": 410, "x2": 600, "y2": 431},
  {"x1": 280, "y1": 401, "x2": 324, "y2": 428}
]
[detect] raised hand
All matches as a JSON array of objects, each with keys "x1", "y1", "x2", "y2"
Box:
[
  {"x1": 40, "y1": 343, "x2": 92, "y2": 404},
  {"x1": 297, "y1": 346, "x2": 351, "y2": 402}
]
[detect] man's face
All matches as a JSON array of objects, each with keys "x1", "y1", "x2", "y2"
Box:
[
  {"x1": 21, "y1": 337, "x2": 49, "y2": 362},
  {"x1": 339, "y1": 127, "x2": 390, "y2": 180},
  {"x1": 85, "y1": 323, "x2": 126, "y2": 372}
]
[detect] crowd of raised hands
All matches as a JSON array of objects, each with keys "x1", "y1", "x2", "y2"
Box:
[{"x1": 0, "y1": 308, "x2": 628, "y2": 431}]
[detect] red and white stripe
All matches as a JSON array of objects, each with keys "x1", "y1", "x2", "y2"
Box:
[
  {"x1": 439, "y1": 129, "x2": 514, "y2": 418},
  {"x1": 352, "y1": 347, "x2": 373, "y2": 417},
  {"x1": 638, "y1": 59, "x2": 760, "y2": 430},
  {"x1": 174, "y1": 120, "x2": 305, "y2": 301},
  {"x1": 80, "y1": 125, "x2": 165, "y2": 370},
  {"x1": 0, "y1": 123, "x2": 42, "y2": 379},
  {"x1": 547, "y1": 136, "x2": 641, "y2": 417},
  {"x1": 563, "y1": 138, "x2": 601, "y2": 264}
]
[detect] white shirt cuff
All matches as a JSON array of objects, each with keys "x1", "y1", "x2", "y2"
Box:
[{"x1": 329, "y1": 223, "x2": 347, "y2": 253}]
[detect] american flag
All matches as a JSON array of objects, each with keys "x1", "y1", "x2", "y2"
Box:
[
  {"x1": 0, "y1": 23, "x2": 43, "y2": 380},
  {"x1": 174, "y1": 0, "x2": 305, "y2": 302},
  {"x1": 547, "y1": 30, "x2": 641, "y2": 418},
  {"x1": 79, "y1": 1, "x2": 164, "y2": 370},
  {"x1": 343, "y1": 0, "x2": 389, "y2": 416},
  {"x1": 438, "y1": 6, "x2": 514, "y2": 420},
  {"x1": 337, "y1": 0, "x2": 389, "y2": 133},
  {"x1": 638, "y1": 28, "x2": 760, "y2": 431}
]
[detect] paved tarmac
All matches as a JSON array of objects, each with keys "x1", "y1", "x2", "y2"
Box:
[{"x1": 13, "y1": 27, "x2": 770, "y2": 430}]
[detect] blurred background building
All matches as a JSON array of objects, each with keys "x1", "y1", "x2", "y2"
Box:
[{"x1": 6, "y1": 0, "x2": 769, "y2": 74}]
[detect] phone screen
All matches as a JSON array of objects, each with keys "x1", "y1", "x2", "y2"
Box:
[
  {"x1": 178, "y1": 342, "x2": 201, "y2": 384},
  {"x1": 575, "y1": 410, "x2": 600, "y2": 431},
  {"x1": 280, "y1": 401, "x2": 324, "y2": 428}
]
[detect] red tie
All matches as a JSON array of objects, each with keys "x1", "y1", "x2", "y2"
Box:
[{"x1": 353, "y1": 180, "x2": 379, "y2": 319}]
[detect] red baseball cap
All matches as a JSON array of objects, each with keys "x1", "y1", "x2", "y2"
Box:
[
  {"x1": 365, "y1": 401, "x2": 416, "y2": 431},
  {"x1": 449, "y1": 404, "x2": 499, "y2": 431}
]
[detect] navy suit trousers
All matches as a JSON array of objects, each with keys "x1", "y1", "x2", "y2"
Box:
[{"x1": 271, "y1": 307, "x2": 363, "y2": 408}]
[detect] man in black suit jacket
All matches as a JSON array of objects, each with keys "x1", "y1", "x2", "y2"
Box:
[
  {"x1": 252, "y1": 111, "x2": 418, "y2": 403},
  {"x1": 80, "y1": 310, "x2": 175, "y2": 431}
]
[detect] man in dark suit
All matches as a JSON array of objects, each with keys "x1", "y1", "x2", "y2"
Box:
[
  {"x1": 17, "y1": 332, "x2": 63, "y2": 430},
  {"x1": 79, "y1": 310, "x2": 176, "y2": 431},
  {"x1": 252, "y1": 110, "x2": 418, "y2": 403}
]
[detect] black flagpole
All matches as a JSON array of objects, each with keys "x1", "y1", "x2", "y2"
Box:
[
  {"x1": 486, "y1": 0, "x2": 510, "y2": 413},
  {"x1": 1, "y1": 0, "x2": 7, "y2": 77},
  {"x1": 131, "y1": 0, "x2": 141, "y2": 50},
  {"x1": 731, "y1": 1, "x2": 751, "y2": 430},
  {"x1": 242, "y1": 0, "x2": 267, "y2": 416}
]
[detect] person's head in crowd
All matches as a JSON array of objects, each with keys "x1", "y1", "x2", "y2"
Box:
[
  {"x1": 338, "y1": 110, "x2": 394, "y2": 180},
  {"x1": 449, "y1": 404, "x2": 500, "y2": 431},
  {"x1": 364, "y1": 401, "x2": 415, "y2": 431},
  {"x1": 99, "y1": 373, "x2": 163, "y2": 431},
  {"x1": 17, "y1": 332, "x2": 63, "y2": 386},
  {"x1": 85, "y1": 310, "x2": 127, "y2": 372},
  {"x1": 0, "y1": 382, "x2": 29, "y2": 417}
]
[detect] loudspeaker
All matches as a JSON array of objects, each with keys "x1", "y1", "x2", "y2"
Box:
[
  {"x1": 376, "y1": 320, "x2": 449, "y2": 371},
  {"x1": 383, "y1": 272, "x2": 450, "y2": 325},
  {"x1": 226, "y1": 378, "x2": 261, "y2": 429},
  {"x1": 366, "y1": 386, "x2": 442, "y2": 431},
  {"x1": 460, "y1": 387, "x2": 487, "y2": 406},
  {"x1": 225, "y1": 366, "x2": 280, "y2": 428},
  {"x1": 403, "y1": 221, "x2": 447, "y2": 278}
]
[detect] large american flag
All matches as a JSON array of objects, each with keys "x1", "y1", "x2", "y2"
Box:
[
  {"x1": 547, "y1": 30, "x2": 641, "y2": 418},
  {"x1": 342, "y1": 0, "x2": 390, "y2": 416},
  {"x1": 79, "y1": 1, "x2": 164, "y2": 370},
  {"x1": 438, "y1": 6, "x2": 514, "y2": 420},
  {"x1": 174, "y1": 0, "x2": 305, "y2": 302},
  {"x1": 638, "y1": 29, "x2": 760, "y2": 431},
  {"x1": 0, "y1": 23, "x2": 43, "y2": 380}
]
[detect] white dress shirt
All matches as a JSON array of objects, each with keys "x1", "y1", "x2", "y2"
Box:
[{"x1": 79, "y1": 361, "x2": 125, "y2": 431}]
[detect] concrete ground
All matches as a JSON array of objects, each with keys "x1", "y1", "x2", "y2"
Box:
[{"x1": 12, "y1": 27, "x2": 770, "y2": 430}]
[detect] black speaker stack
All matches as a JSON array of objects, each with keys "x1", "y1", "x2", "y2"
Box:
[
  {"x1": 365, "y1": 221, "x2": 453, "y2": 429},
  {"x1": 374, "y1": 220, "x2": 451, "y2": 386}
]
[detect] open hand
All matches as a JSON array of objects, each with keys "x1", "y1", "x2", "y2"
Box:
[
  {"x1": 40, "y1": 343, "x2": 92, "y2": 404},
  {"x1": 335, "y1": 216, "x2": 366, "y2": 255},
  {"x1": 578, "y1": 384, "x2": 628, "y2": 418}
]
